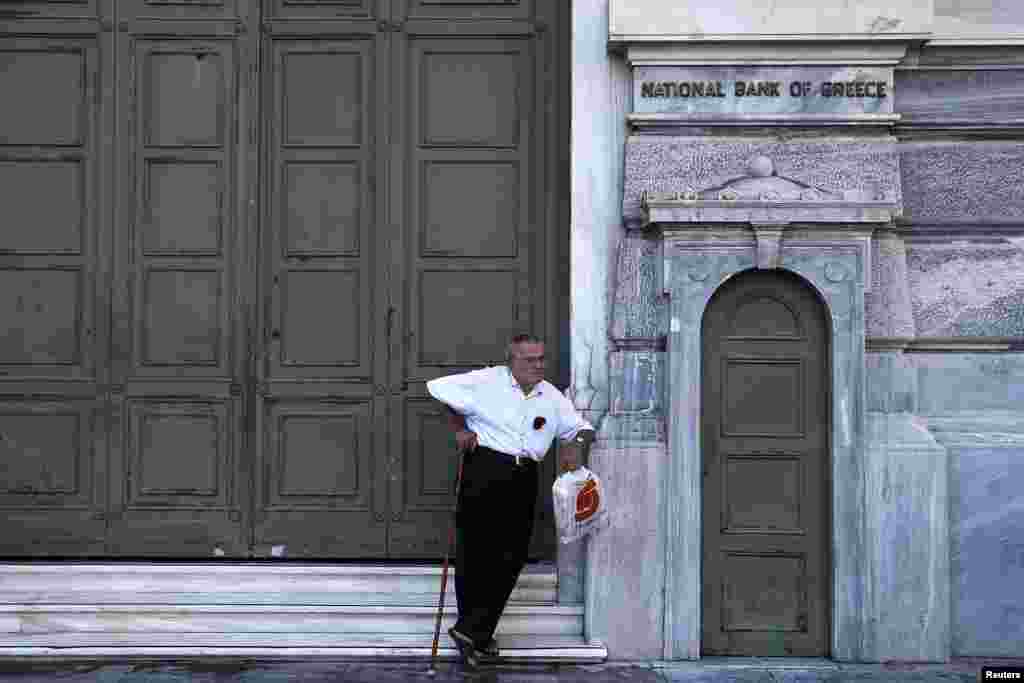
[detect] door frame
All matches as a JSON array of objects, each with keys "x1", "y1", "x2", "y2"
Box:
[
  {"x1": 698, "y1": 267, "x2": 833, "y2": 657},
  {"x1": 661, "y1": 229, "x2": 872, "y2": 661}
]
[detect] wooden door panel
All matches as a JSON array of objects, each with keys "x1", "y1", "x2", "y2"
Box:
[
  {"x1": 264, "y1": 0, "x2": 376, "y2": 21},
  {"x1": 387, "y1": 31, "x2": 539, "y2": 557},
  {"x1": 117, "y1": 0, "x2": 240, "y2": 22},
  {"x1": 0, "y1": 1, "x2": 97, "y2": 20},
  {"x1": 401, "y1": 37, "x2": 534, "y2": 382},
  {"x1": 403, "y1": 0, "x2": 533, "y2": 21},
  {"x1": 723, "y1": 358, "x2": 805, "y2": 437},
  {"x1": 108, "y1": 33, "x2": 246, "y2": 555},
  {"x1": 255, "y1": 398, "x2": 385, "y2": 557},
  {"x1": 105, "y1": 397, "x2": 243, "y2": 556},
  {"x1": 722, "y1": 454, "x2": 804, "y2": 535},
  {"x1": 256, "y1": 33, "x2": 388, "y2": 556},
  {"x1": 702, "y1": 270, "x2": 829, "y2": 656},
  {"x1": 0, "y1": 400, "x2": 104, "y2": 555},
  {"x1": 0, "y1": 35, "x2": 106, "y2": 556},
  {"x1": 265, "y1": 38, "x2": 377, "y2": 383}
]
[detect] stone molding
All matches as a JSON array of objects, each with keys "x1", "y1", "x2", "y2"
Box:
[{"x1": 621, "y1": 42, "x2": 918, "y2": 66}]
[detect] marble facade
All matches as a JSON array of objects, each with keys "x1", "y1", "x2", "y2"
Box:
[{"x1": 569, "y1": 0, "x2": 1024, "y2": 663}]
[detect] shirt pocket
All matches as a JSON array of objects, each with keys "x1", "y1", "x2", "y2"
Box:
[{"x1": 525, "y1": 412, "x2": 556, "y2": 452}]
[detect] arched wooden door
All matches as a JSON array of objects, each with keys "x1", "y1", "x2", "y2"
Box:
[{"x1": 701, "y1": 269, "x2": 831, "y2": 656}]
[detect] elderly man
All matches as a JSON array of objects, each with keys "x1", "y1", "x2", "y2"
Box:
[{"x1": 426, "y1": 333, "x2": 595, "y2": 668}]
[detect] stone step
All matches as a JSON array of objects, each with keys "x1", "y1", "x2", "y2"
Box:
[
  {"x1": 0, "y1": 632, "x2": 607, "y2": 662},
  {"x1": 0, "y1": 603, "x2": 583, "y2": 636},
  {"x1": 0, "y1": 590, "x2": 554, "y2": 606},
  {"x1": 0, "y1": 563, "x2": 556, "y2": 604}
]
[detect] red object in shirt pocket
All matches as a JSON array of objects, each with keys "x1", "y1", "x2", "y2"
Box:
[{"x1": 533, "y1": 416, "x2": 546, "y2": 430}]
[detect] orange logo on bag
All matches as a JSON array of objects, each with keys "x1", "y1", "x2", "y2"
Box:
[{"x1": 575, "y1": 478, "x2": 600, "y2": 522}]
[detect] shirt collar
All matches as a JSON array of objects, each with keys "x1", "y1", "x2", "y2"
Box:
[{"x1": 506, "y1": 366, "x2": 543, "y2": 397}]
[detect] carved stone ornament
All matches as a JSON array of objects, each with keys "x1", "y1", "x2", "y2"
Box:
[{"x1": 642, "y1": 156, "x2": 899, "y2": 226}]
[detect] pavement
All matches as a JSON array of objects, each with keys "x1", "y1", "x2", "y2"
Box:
[{"x1": 0, "y1": 658, "x2": 1021, "y2": 683}]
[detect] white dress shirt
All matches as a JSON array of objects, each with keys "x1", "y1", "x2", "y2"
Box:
[{"x1": 426, "y1": 366, "x2": 593, "y2": 462}]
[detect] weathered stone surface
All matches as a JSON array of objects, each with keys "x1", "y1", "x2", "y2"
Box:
[
  {"x1": 914, "y1": 353, "x2": 1024, "y2": 416},
  {"x1": 623, "y1": 137, "x2": 901, "y2": 225},
  {"x1": 865, "y1": 232, "x2": 915, "y2": 338},
  {"x1": 585, "y1": 435, "x2": 667, "y2": 660},
  {"x1": 906, "y1": 242, "x2": 1024, "y2": 338},
  {"x1": 924, "y1": 411, "x2": 1024, "y2": 658},
  {"x1": 609, "y1": 351, "x2": 665, "y2": 415},
  {"x1": 900, "y1": 143, "x2": 1024, "y2": 224},
  {"x1": 570, "y1": 0, "x2": 632, "y2": 423},
  {"x1": 864, "y1": 412, "x2": 950, "y2": 662},
  {"x1": 866, "y1": 351, "x2": 917, "y2": 413},
  {"x1": 610, "y1": 234, "x2": 662, "y2": 340},
  {"x1": 896, "y1": 69, "x2": 1024, "y2": 123}
]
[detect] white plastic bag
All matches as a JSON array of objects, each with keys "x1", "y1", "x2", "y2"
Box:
[{"x1": 552, "y1": 466, "x2": 609, "y2": 544}]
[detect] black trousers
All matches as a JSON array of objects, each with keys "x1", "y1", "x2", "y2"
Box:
[{"x1": 453, "y1": 445, "x2": 538, "y2": 647}]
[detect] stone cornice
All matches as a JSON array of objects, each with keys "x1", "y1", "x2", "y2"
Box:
[{"x1": 619, "y1": 40, "x2": 923, "y2": 66}]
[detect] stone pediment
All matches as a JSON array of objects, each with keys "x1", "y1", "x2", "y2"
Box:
[{"x1": 642, "y1": 156, "x2": 900, "y2": 226}]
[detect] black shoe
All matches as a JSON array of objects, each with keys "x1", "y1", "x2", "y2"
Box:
[
  {"x1": 448, "y1": 627, "x2": 479, "y2": 669},
  {"x1": 478, "y1": 638, "x2": 499, "y2": 658}
]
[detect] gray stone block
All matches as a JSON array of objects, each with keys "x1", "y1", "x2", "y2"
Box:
[
  {"x1": 610, "y1": 233, "x2": 663, "y2": 340},
  {"x1": 864, "y1": 412, "x2": 950, "y2": 662},
  {"x1": 585, "y1": 432, "x2": 667, "y2": 660},
  {"x1": 914, "y1": 354, "x2": 1024, "y2": 414},
  {"x1": 906, "y1": 242, "x2": 1024, "y2": 338},
  {"x1": 866, "y1": 351, "x2": 917, "y2": 413},
  {"x1": 924, "y1": 413, "x2": 1024, "y2": 658},
  {"x1": 900, "y1": 142, "x2": 1024, "y2": 224},
  {"x1": 865, "y1": 232, "x2": 915, "y2": 338},
  {"x1": 896, "y1": 69, "x2": 1024, "y2": 123}
]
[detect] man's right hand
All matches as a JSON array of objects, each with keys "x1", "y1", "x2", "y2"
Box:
[{"x1": 455, "y1": 429, "x2": 478, "y2": 454}]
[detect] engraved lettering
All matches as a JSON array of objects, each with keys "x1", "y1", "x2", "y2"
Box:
[{"x1": 641, "y1": 82, "x2": 655, "y2": 98}]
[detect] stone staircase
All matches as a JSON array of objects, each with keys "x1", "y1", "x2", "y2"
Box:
[{"x1": 0, "y1": 563, "x2": 606, "y2": 661}]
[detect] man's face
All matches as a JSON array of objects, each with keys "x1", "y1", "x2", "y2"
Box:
[{"x1": 509, "y1": 341, "x2": 546, "y2": 388}]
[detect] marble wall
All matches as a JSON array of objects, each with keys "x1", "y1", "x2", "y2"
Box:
[{"x1": 913, "y1": 355, "x2": 1024, "y2": 659}]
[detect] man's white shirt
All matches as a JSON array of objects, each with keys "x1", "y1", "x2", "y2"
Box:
[{"x1": 426, "y1": 366, "x2": 593, "y2": 461}]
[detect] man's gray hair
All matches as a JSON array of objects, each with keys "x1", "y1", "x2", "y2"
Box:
[{"x1": 505, "y1": 333, "x2": 544, "y2": 363}]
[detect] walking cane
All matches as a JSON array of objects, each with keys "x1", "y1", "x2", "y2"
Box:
[{"x1": 426, "y1": 438, "x2": 465, "y2": 677}]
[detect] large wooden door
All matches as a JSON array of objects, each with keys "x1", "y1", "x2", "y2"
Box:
[
  {"x1": 257, "y1": 0, "x2": 562, "y2": 559},
  {"x1": 384, "y1": 0, "x2": 559, "y2": 558},
  {"x1": 701, "y1": 269, "x2": 831, "y2": 656},
  {"x1": 0, "y1": 0, "x2": 565, "y2": 559}
]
